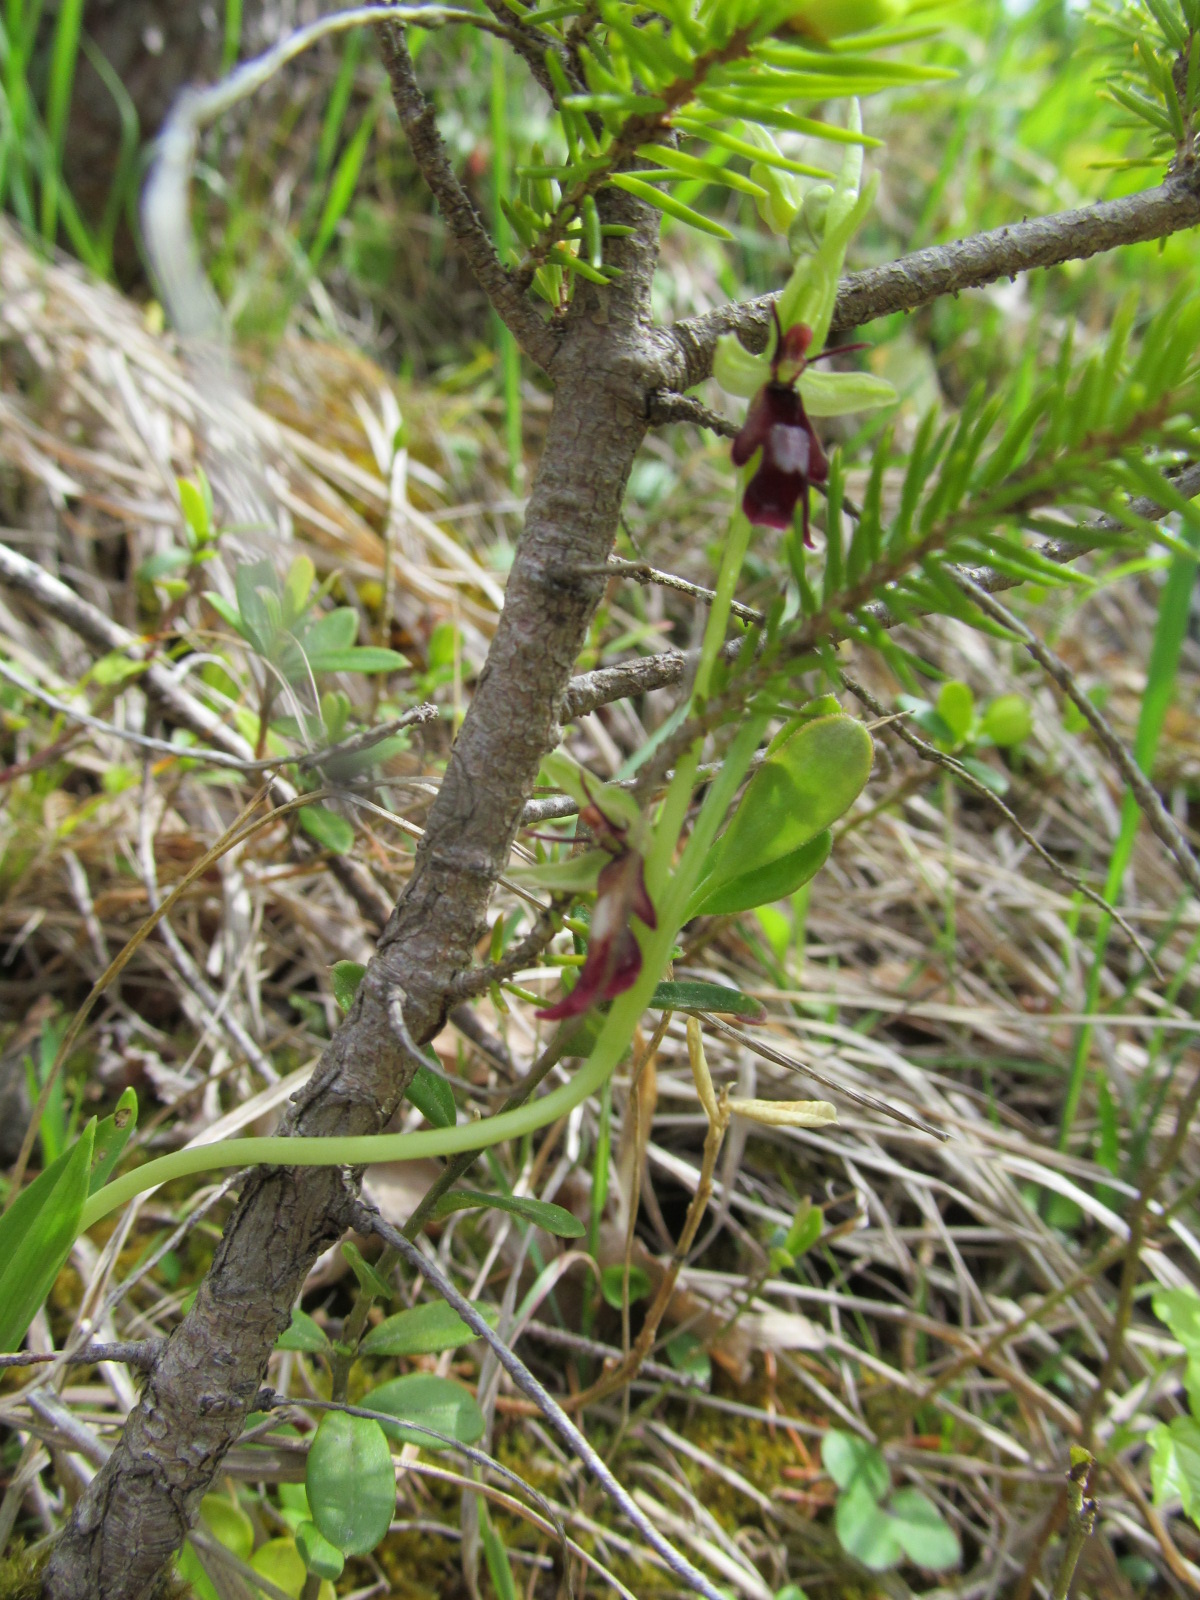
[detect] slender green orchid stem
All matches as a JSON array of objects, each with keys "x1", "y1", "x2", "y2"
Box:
[{"x1": 83, "y1": 509, "x2": 763, "y2": 1238}]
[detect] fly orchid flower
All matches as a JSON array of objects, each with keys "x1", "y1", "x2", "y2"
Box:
[
  {"x1": 731, "y1": 314, "x2": 869, "y2": 543},
  {"x1": 536, "y1": 787, "x2": 658, "y2": 1022},
  {"x1": 713, "y1": 100, "x2": 897, "y2": 540}
]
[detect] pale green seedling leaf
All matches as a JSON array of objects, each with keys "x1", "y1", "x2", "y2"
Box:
[
  {"x1": 936, "y1": 681, "x2": 975, "y2": 744},
  {"x1": 821, "y1": 1430, "x2": 890, "y2": 1498},
  {"x1": 1154, "y1": 1287, "x2": 1200, "y2": 1415},
  {"x1": 306, "y1": 1412, "x2": 396, "y2": 1554},
  {"x1": 480, "y1": 1502, "x2": 519, "y2": 1600},
  {"x1": 1151, "y1": 1418, "x2": 1200, "y2": 1522},
  {"x1": 600, "y1": 1262, "x2": 653, "y2": 1308},
  {"x1": 299, "y1": 805, "x2": 355, "y2": 855},
  {"x1": 199, "y1": 1494, "x2": 254, "y2": 1563},
  {"x1": 980, "y1": 694, "x2": 1033, "y2": 748},
  {"x1": 834, "y1": 1478, "x2": 902, "y2": 1571},
  {"x1": 887, "y1": 1487, "x2": 961, "y2": 1570}
]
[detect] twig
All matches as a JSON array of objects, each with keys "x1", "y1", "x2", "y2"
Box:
[
  {"x1": 0, "y1": 1342, "x2": 160, "y2": 1373},
  {"x1": 956, "y1": 576, "x2": 1200, "y2": 904},
  {"x1": 1014, "y1": 1059, "x2": 1200, "y2": 1600},
  {"x1": 377, "y1": 22, "x2": 559, "y2": 371},
  {"x1": 0, "y1": 657, "x2": 435, "y2": 774},
  {"x1": 447, "y1": 911, "x2": 561, "y2": 1001},
  {"x1": 646, "y1": 391, "x2": 739, "y2": 439},
  {"x1": 554, "y1": 557, "x2": 766, "y2": 624},
  {"x1": 839, "y1": 673, "x2": 1161, "y2": 973},
  {"x1": 136, "y1": 759, "x2": 279, "y2": 1083},
  {"x1": 351, "y1": 1199, "x2": 731, "y2": 1600},
  {"x1": 560, "y1": 461, "x2": 1200, "y2": 720},
  {"x1": 665, "y1": 174, "x2": 1200, "y2": 386},
  {"x1": 1051, "y1": 1451, "x2": 1097, "y2": 1600}
]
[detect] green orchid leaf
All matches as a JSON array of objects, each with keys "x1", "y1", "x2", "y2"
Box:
[
  {"x1": 88, "y1": 1088, "x2": 138, "y2": 1194},
  {"x1": 406, "y1": 1065, "x2": 457, "y2": 1129},
  {"x1": 821, "y1": 1430, "x2": 890, "y2": 1498},
  {"x1": 199, "y1": 1494, "x2": 254, "y2": 1563},
  {"x1": 0, "y1": 1119, "x2": 95, "y2": 1351},
  {"x1": 687, "y1": 715, "x2": 871, "y2": 915},
  {"x1": 295, "y1": 1520, "x2": 345, "y2": 1582},
  {"x1": 688, "y1": 831, "x2": 831, "y2": 919}
]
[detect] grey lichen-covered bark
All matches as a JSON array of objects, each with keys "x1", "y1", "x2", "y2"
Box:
[{"x1": 42, "y1": 177, "x2": 663, "y2": 1600}]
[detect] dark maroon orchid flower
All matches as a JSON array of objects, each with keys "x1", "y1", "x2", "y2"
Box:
[
  {"x1": 537, "y1": 797, "x2": 658, "y2": 1022},
  {"x1": 732, "y1": 315, "x2": 867, "y2": 545}
]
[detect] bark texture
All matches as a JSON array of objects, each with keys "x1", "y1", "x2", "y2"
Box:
[{"x1": 42, "y1": 186, "x2": 661, "y2": 1600}]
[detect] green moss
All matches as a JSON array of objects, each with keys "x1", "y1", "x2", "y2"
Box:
[{"x1": 0, "y1": 1541, "x2": 44, "y2": 1600}]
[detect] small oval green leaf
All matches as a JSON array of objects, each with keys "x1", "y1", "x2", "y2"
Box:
[
  {"x1": 980, "y1": 693, "x2": 1032, "y2": 748},
  {"x1": 428, "y1": 1188, "x2": 584, "y2": 1237},
  {"x1": 406, "y1": 1064, "x2": 456, "y2": 1128},
  {"x1": 276, "y1": 1308, "x2": 330, "y2": 1353},
  {"x1": 306, "y1": 1411, "x2": 395, "y2": 1555},
  {"x1": 331, "y1": 961, "x2": 366, "y2": 1013},
  {"x1": 366, "y1": 1373, "x2": 486, "y2": 1449},
  {"x1": 299, "y1": 804, "x2": 355, "y2": 855},
  {"x1": 600, "y1": 1263, "x2": 652, "y2": 1308},
  {"x1": 360, "y1": 1300, "x2": 498, "y2": 1358},
  {"x1": 295, "y1": 1519, "x2": 345, "y2": 1581}
]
